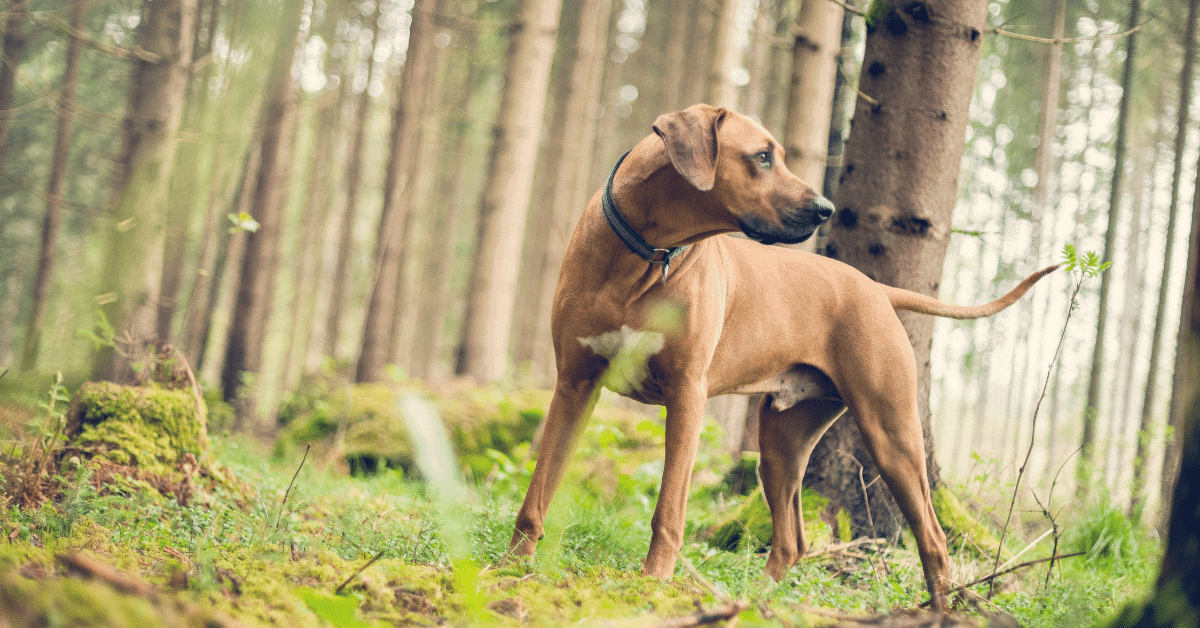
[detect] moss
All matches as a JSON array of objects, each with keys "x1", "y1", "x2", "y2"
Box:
[
  {"x1": 836, "y1": 508, "x2": 853, "y2": 542},
  {"x1": 932, "y1": 486, "x2": 1006, "y2": 560},
  {"x1": 708, "y1": 487, "x2": 831, "y2": 553},
  {"x1": 65, "y1": 382, "x2": 209, "y2": 479}
]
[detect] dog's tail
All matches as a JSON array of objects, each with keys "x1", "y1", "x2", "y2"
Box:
[{"x1": 883, "y1": 264, "x2": 1059, "y2": 320}]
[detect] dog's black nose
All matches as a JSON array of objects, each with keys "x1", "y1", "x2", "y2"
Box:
[{"x1": 812, "y1": 196, "x2": 834, "y2": 222}]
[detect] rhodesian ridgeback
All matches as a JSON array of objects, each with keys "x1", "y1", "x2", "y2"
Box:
[{"x1": 508, "y1": 104, "x2": 1055, "y2": 609}]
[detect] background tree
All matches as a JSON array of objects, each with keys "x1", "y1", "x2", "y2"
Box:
[{"x1": 808, "y1": 0, "x2": 989, "y2": 537}]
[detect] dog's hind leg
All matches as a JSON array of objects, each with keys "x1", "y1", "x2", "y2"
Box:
[{"x1": 759, "y1": 396, "x2": 846, "y2": 581}]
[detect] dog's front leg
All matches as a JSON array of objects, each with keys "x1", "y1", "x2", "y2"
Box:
[
  {"x1": 509, "y1": 377, "x2": 600, "y2": 560},
  {"x1": 642, "y1": 381, "x2": 708, "y2": 578}
]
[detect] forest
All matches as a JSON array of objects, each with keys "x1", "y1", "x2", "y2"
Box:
[{"x1": 1, "y1": 0, "x2": 1199, "y2": 625}]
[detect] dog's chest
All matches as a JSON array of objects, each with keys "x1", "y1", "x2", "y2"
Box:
[{"x1": 578, "y1": 326, "x2": 667, "y2": 400}]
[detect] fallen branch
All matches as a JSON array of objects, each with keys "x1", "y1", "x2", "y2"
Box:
[
  {"x1": 919, "y1": 551, "x2": 1088, "y2": 609},
  {"x1": 803, "y1": 537, "x2": 887, "y2": 559},
  {"x1": 334, "y1": 549, "x2": 385, "y2": 595},
  {"x1": 648, "y1": 600, "x2": 750, "y2": 628}
]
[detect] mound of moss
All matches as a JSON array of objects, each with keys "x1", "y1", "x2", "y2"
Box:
[{"x1": 707, "y1": 486, "x2": 833, "y2": 553}]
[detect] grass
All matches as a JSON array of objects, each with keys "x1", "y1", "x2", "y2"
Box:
[{"x1": 0, "y1": 380, "x2": 1165, "y2": 627}]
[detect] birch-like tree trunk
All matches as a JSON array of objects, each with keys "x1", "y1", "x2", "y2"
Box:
[
  {"x1": 0, "y1": 0, "x2": 26, "y2": 180},
  {"x1": 782, "y1": 0, "x2": 843, "y2": 194},
  {"x1": 807, "y1": 0, "x2": 987, "y2": 538},
  {"x1": 20, "y1": 0, "x2": 87, "y2": 372},
  {"x1": 456, "y1": 0, "x2": 563, "y2": 382}
]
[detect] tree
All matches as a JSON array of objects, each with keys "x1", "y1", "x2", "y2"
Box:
[
  {"x1": 706, "y1": 0, "x2": 741, "y2": 109},
  {"x1": 92, "y1": 0, "x2": 199, "y2": 383},
  {"x1": 808, "y1": 0, "x2": 988, "y2": 538},
  {"x1": 0, "y1": 0, "x2": 27, "y2": 181},
  {"x1": 356, "y1": 0, "x2": 436, "y2": 384},
  {"x1": 782, "y1": 0, "x2": 844, "y2": 194},
  {"x1": 20, "y1": 0, "x2": 88, "y2": 372},
  {"x1": 1107, "y1": 146, "x2": 1200, "y2": 628},
  {"x1": 1132, "y1": 0, "x2": 1197, "y2": 517},
  {"x1": 1078, "y1": 0, "x2": 1140, "y2": 495},
  {"x1": 220, "y1": 0, "x2": 305, "y2": 416},
  {"x1": 456, "y1": 0, "x2": 564, "y2": 382}
]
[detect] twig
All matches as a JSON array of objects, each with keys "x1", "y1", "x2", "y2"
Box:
[
  {"x1": 334, "y1": 549, "x2": 385, "y2": 595},
  {"x1": 989, "y1": 22, "x2": 1144, "y2": 45},
  {"x1": 678, "y1": 554, "x2": 731, "y2": 604},
  {"x1": 995, "y1": 528, "x2": 1052, "y2": 573},
  {"x1": 274, "y1": 444, "x2": 310, "y2": 531},
  {"x1": 26, "y1": 11, "x2": 163, "y2": 63},
  {"x1": 991, "y1": 270, "x2": 1082, "y2": 599},
  {"x1": 803, "y1": 537, "x2": 887, "y2": 559},
  {"x1": 955, "y1": 552, "x2": 1085, "y2": 593}
]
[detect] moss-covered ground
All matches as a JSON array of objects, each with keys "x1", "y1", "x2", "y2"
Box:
[{"x1": 0, "y1": 375, "x2": 1164, "y2": 627}]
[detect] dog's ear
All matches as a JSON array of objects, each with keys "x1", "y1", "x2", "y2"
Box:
[{"x1": 653, "y1": 105, "x2": 727, "y2": 192}]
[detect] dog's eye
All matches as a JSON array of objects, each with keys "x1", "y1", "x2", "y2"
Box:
[{"x1": 754, "y1": 151, "x2": 772, "y2": 168}]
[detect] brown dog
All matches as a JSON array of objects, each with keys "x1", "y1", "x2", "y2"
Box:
[{"x1": 508, "y1": 104, "x2": 1055, "y2": 609}]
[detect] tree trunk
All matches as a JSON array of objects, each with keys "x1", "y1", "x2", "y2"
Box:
[
  {"x1": 705, "y1": 0, "x2": 741, "y2": 109},
  {"x1": 821, "y1": 9, "x2": 856, "y2": 201},
  {"x1": 1078, "y1": 0, "x2": 1140, "y2": 496},
  {"x1": 0, "y1": 0, "x2": 27, "y2": 181},
  {"x1": 220, "y1": 0, "x2": 304, "y2": 418},
  {"x1": 20, "y1": 0, "x2": 87, "y2": 372},
  {"x1": 782, "y1": 0, "x2": 844, "y2": 195},
  {"x1": 1107, "y1": 155, "x2": 1200, "y2": 628},
  {"x1": 325, "y1": 2, "x2": 382, "y2": 361},
  {"x1": 520, "y1": 0, "x2": 612, "y2": 385},
  {"x1": 92, "y1": 0, "x2": 198, "y2": 383},
  {"x1": 808, "y1": 0, "x2": 987, "y2": 539},
  {"x1": 660, "y1": 0, "x2": 690, "y2": 112},
  {"x1": 355, "y1": 0, "x2": 435, "y2": 384},
  {"x1": 1133, "y1": 0, "x2": 1197, "y2": 518},
  {"x1": 1161, "y1": 127, "x2": 1200, "y2": 534},
  {"x1": 456, "y1": 0, "x2": 564, "y2": 382}
]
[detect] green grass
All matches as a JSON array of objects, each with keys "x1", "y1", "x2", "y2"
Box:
[{"x1": 0, "y1": 385, "x2": 1166, "y2": 627}]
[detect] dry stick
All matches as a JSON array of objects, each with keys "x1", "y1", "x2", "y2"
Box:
[
  {"x1": 1036, "y1": 446, "x2": 1082, "y2": 587},
  {"x1": 803, "y1": 537, "x2": 887, "y2": 559},
  {"x1": 957, "y1": 552, "x2": 1085, "y2": 593},
  {"x1": 990, "y1": 276, "x2": 1086, "y2": 599},
  {"x1": 274, "y1": 444, "x2": 311, "y2": 531},
  {"x1": 334, "y1": 549, "x2": 386, "y2": 595}
]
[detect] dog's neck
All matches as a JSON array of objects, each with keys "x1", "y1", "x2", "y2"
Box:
[{"x1": 609, "y1": 136, "x2": 737, "y2": 250}]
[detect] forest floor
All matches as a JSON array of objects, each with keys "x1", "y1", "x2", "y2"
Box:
[{"x1": 0, "y1": 373, "x2": 1161, "y2": 627}]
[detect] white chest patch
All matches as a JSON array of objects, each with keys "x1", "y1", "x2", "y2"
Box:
[{"x1": 579, "y1": 326, "x2": 665, "y2": 395}]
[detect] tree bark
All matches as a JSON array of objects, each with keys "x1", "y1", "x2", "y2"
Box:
[
  {"x1": 355, "y1": 0, "x2": 435, "y2": 384},
  {"x1": 808, "y1": 0, "x2": 987, "y2": 538},
  {"x1": 1133, "y1": 0, "x2": 1197, "y2": 518},
  {"x1": 1077, "y1": 0, "x2": 1140, "y2": 496},
  {"x1": 20, "y1": 0, "x2": 87, "y2": 372},
  {"x1": 92, "y1": 0, "x2": 198, "y2": 383},
  {"x1": 456, "y1": 0, "x2": 564, "y2": 382},
  {"x1": 220, "y1": 0, "x2": 304, "y2": 418}
]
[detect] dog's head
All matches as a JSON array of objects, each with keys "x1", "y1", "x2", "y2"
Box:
[{"x1": 653, "y1": 104, "x2": 833, "y2": 245}]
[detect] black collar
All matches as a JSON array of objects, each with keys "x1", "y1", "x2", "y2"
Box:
[{"x1": 601, "y1": 151, "x2": 688, "y2": 282}]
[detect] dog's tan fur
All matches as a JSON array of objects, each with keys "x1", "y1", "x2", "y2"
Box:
[{"x1": 507, "y1": 105, "x2": 1055, "y2": 610}]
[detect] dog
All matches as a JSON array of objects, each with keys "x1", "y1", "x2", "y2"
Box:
[{"x1": 507, "y1": 104, "x2": 1055, "y2": 610}]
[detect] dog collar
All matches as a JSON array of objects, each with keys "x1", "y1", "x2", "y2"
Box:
[{"x1": 602, "y1": 150, "x2": 688, "y2": 283}]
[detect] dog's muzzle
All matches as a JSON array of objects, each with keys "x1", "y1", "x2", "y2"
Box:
[{"x1": 739, "y1": 196, "x2": 835, "y2": 245}]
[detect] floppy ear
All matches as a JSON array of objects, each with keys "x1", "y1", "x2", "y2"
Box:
[{"x1": 652, "y1": 105, "x2": 727, "y2": 192}]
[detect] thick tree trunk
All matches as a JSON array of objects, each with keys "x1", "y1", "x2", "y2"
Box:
[
  {"x1": 92, "y1": 0, "x2": 198, "y2": 383},
  {"x1": 20, "y1": 0, "x2": 87, "y2": 372},
  {"x1": 1078, "y1": 0, "x2": 1140, "y2": 496},
  {"x1": 325, "y1": 2, "x2": 382, "y2": 361},
  {"x1": 808, "y1": 0, "x2": 987, "y2": 538},
  {"x1": 0, "y1": 0, "x2": 26, "y2": 181},
  {"x1": 1133, "y1": 0, "x2": 1197, "y2": 518},
  {"x1": 456, "y1": 0, "x2": 563, "y2": 382},
  {"x1": 356, "y1": 0, "x2": 435, "y2": 384},
  {"x1": 220, "y1": 0, "x2": 304, "y2": 418}
]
